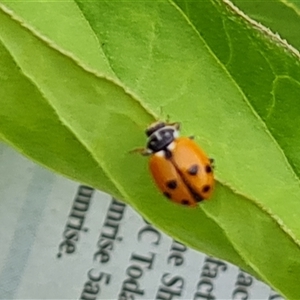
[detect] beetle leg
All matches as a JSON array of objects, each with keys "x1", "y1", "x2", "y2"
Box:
[
  {"x1": 209, "y1": 158, "x2": 215, "y2": 168},
  {"x1": 130, "y1": 147, "x2": 152, "y2": 156}
]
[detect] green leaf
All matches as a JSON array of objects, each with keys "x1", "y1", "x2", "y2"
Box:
[
  {"x1": 1, "y1": 1, "x2": 300, "y2": 297},
  {"x1": 230, "y1": 0, "x2": 300, "y2": 52}
]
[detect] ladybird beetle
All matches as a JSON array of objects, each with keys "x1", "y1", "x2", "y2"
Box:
[{"x1": 134, "y1": 121, "x2": 215, "y2": 206}]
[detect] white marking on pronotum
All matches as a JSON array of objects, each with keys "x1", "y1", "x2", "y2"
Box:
[
  {"x1": 155, "y1": 150, "x2": 165, "y2": 157},
  {"x1": 173, "y1": 129, "x2": 179, "y2": 139},
  {"x1": 167, "y1": 142, "x2": 176, "y2": 151},
  {"x1": 153, "y1": 131, "x2": 162, "y2": 140}
]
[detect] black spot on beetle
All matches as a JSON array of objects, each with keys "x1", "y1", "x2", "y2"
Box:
[
  {"x1": 166, "y1": 180, "x2": 177, "y2": 190},
  {"x1": 194, "y1": 193, "x2": 204, "y2": 202},
  {"x1": 202, "y1": 185, "x2": 210, "y2": 193},
  {"x1": 181, "y1": 199, "x2": 190, "y2": 205},
  {"x1": 205, "y1": 165, "x2": 212, "y2": 173},
  {"x1": 188, "y1": 164, "x2": 199, "y2": 175},
  {"x1": 164, "y1": 150, "x2": 172, "y2": 159},
  {"x1": 164, "y1": 192, "x2": 171, "y2": 199}
]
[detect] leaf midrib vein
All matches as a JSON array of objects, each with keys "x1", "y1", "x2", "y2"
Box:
[
  {"x1": 168, "y1": 0, "x2": 300, "y2": 260},
  {"x1": 168, "y1": 0, "x2": 300, "y2": 194}
]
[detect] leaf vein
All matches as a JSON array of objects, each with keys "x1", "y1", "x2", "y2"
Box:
[{"x1": 169, "y1": 0, "x2": 300, "y2": 246}]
